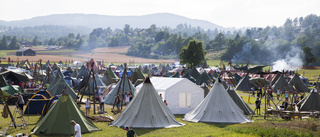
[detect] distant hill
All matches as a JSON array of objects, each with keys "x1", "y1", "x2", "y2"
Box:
[{"x1": 0, "y1": 13, "x2": 224, "y2": 30}]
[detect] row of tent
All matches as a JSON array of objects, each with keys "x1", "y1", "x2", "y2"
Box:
[{"x1": 235, "y1": 73, "x2": 309, "y2": 92}]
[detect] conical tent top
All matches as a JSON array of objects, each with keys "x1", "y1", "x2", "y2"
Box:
[{"x1": 144, "y1": 77, "x2": 151, "y2": 83}]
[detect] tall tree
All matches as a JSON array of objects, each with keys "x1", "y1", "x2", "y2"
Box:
[
  {"x1": 179, "y1": 40, "x2": 206, "y2": 68},
  {"x1": 303, "y1": 46, "x2": 316, "y2": 66},
  {"x1": 9, "y1": 36, "x2": 19, "y2": 49},
  {"x1": 1, "y1": 35, "x2": 8, "y2": 50},
  {"x1": 32, "y1": 36, "x2": 38, "y2": 46}
]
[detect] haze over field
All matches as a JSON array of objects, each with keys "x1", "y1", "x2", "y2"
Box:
[{"x1": 1, "y1": 0, "x2": 320, "y2": 28}]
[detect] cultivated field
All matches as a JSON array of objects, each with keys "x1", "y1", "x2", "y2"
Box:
[{"x1": 0, "y1": 46, "x2": 176, "y2": 64}]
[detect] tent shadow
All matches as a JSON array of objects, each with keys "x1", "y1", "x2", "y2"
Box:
[
  {"x1": 134, "y1": 128, "x2": 161, "y2": 136},
  {"x1": 205, "y1": 123, "x2": 236, "y2": 128}
]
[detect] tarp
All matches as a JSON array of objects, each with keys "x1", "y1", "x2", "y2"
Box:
[
  {"x1": 136, "y1": 77, "x2": 204, "y2": 114},
  {"x1": 0, "y1": 71, "x2": 30, "y2": 83},
  {"x1": 272, "y1": 74, "x2": 290, "y2": 91},
  {"x1": 297, "y1": 89, "x2": 320, "y2": 111},
  {"x1": 250, "y1": 77, "x2": 270, "y2": 87},
  {"x1": 227, "y1": 86, "x2": 254, "y2": 115},
  {"x1": 110, "y1": 78, "x2": 185, "y2": 128},
  {"x1": 289, "y1": 74, "x2": 309, "y2": 92},
  {"x1": 104, "y1": 75, "x2": 135, "y2": 105},
  {"x1": 31, "y1": 94, "x2": 99, "y2": 135},
  {"x1": 235, "y1": 75, "x2": 256, "y2": 91},
  {"x1": 183, "y1": 79, "x2": 253, "y2": 123}
]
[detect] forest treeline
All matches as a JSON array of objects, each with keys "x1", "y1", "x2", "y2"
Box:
[{"x1": 0, "y1": 14, "x2": 319, "y2": 65}]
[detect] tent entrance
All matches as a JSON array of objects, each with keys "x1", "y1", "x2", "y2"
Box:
[{"x1": 179, "y1": 93, "x2": 191, "y2": 108}]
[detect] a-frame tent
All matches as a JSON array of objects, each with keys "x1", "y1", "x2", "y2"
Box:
[
  {"x1": 271, "y1": 73, "x2": 281, "y2": 86},
  {"x1": 227, "y1": 86, "x2": 254, "y2": 115},
  {"x1": 77, "y1": 65, "x2": 88, "y2": 79},
  {"x1": 136, "y1": 68, "x2": 146, "y2": 79},
  {"x1": 289, "y1": 74, "x2": 309, "y2": 92},
  {"x1": 45, "y1": 66, "x2": 55, "y2": 84},
  {"x1": 190, "y1": 67, "x2": 200, "y2": 81},
  {"x1": 195, "y1": 71, "x2": 211, "y2": 85},
  {"x1": 182, "y1": 72, "x2": 196, "y2": 83},
  {"x1": 109, "y1": 77, "x2": 185, "y2": 128},
  {"x1": 183, "y1": 79, "x2": 253, "y2": 123},
  {"x1": 31, "y1": 94, "x2": 100, "y2": 135},
  {"x1": 104, "y1": 75, "x2": 135, "y2": 105},
  {"x1": 102, "y1": 70, "x2": 118, "y2": 86},
  {"x1": 107, "y1": 67, "x2": 119, "y2": 80},
  {"x1": 42, "y1": 60, "x2": 51, "y2": 70},
  {"x1": 70, "y1": 69, "x2": 78, "y2": 78},
  {"x1": 297, "y1": 88, "x2": 320, "y2": 111},
  {"x1": 171, "y1": 72, "x2": 180, "y2": 78},
  {"x1": 235, "y1": 75, "x2": 256, "y2": 91},
  {"x1": 47, "y1": 76, "x2": 77, "y2": 100},
  {"x1": 272, "y1": 74, "x2": 290, "y2": 91}
]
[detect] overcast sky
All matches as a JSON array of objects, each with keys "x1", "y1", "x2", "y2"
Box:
[{"x1": 1, "y1": 0, "x2": 319, "y2": 28}]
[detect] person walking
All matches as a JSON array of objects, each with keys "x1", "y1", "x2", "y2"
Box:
[{"x1": 71, "y1": 120, "x2": 81, "y2": 137}]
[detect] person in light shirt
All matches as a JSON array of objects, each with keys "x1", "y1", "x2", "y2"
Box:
[{"x1": 71, "y1": 120, "x2": 81, "y2": 137}]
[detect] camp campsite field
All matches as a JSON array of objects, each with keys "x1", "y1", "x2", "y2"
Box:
[
  {"x1": 1, "y1": 68, "x2": 320, "y2": 137},
  {"x1": 1, "y1": 47, "x2": 320, "y2": 136},
  {"x1": 1, "y1": 102, "x2": 320, "y2": 137}
]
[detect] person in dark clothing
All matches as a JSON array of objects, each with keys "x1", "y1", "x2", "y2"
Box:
[
  {"x1": 124, "y1": 126, "x2": 137, "y2": 137},
  {"x1": 255, "y1": 98, "x2": 261, "y2": 115}
]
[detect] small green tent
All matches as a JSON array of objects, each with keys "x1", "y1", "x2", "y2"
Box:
[
  {"x1": 1, "y1": 85, "x2": 23, "y2": 95},
  {"x1": 31, "y1": 94, "x2": 100, "y2": 135}
]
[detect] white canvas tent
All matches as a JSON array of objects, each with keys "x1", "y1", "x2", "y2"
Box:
[
  {"x1": 109, "y1": 77, "x2": 184, "y2": 128},
  {"x1": 183, "y1": 79, "x2": 253, "y2": 123},
  {"x1": 136, "y1": 77, "x2": 204, "y2": 114}
]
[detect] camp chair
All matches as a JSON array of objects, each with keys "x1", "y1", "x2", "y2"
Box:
[{"x1": 0, "y1": 127, "x2": 8, "y2": 136}]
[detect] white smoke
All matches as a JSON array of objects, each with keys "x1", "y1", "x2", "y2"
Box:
[{"x1": 272, "y1": 46, "x2": 303, "y2": 71}]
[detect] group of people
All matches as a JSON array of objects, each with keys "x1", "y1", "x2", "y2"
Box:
[
  {"x1": 18, "y1": 81, "x2": 37, "y2": 89},
  {"x1": 254, "y1": 85, "x2": 307, "y2": 115}
]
